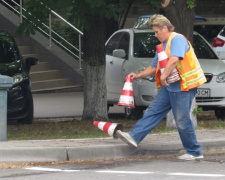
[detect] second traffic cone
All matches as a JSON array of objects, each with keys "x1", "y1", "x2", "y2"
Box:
[
  {"x1": 156, "y1": 45, "x2": 180, "y2": 84},
  {"x1": 93, "y1": 121, "x2": 123, "y2": 139},
  {"x1": 118, "y1": 75, "x2": 135, "y2": 108}
]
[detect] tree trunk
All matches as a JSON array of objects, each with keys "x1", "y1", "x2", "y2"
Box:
[
  {"x1": 82, "y1": 62, "x2": 108, "y2": 121},
  {"x1": 162, "y1": 0, "x2": 195, "y2": 43},
  {"x1": 82, "y1": 14, "x2": 108, "y2": 121}
]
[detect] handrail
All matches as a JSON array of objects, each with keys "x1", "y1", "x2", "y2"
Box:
[
  {"x1": 1, "y1": 0, "x2": 83, "y2": 69},
  {"x1": 51, "y1": 10, "x2": 83, "y2": 35}
]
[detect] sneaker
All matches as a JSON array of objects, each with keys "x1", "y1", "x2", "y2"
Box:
[
  {"x1": 116, "y1": 130, "x2": 138, "y2": 148},
  {"x1": 178, "y1": 153, "x2": 204, "y2": 160}
]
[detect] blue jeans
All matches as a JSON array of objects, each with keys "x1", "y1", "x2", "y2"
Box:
[{"x1": 129, "y1": 86, "x2": 203, "y2": 156}]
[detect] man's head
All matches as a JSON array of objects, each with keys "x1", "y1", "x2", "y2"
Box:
[{"x1": 149, "y1": 14, "x2": 174, "y2": 42}]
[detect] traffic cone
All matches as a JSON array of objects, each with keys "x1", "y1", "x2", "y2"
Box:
[
  {"x1": 156, "y1": 45, "x2": 169, "y2": 74},
  {"x1": 156, "y1": 45, "x2": 180, "y2": 84},
  {"x1": 93, "y1": 121, "x2": 123, "y2": 139},
  {"x1": 118, "y1": 75, "x2": 135, "y2": 108}
]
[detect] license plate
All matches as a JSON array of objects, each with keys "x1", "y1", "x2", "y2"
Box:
[{"x1": 196, "y1": 88, "x2": 210, "y2": 97}]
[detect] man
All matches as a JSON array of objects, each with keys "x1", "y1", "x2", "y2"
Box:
[{"x1": 116, "y1": 14, "x2": 206, "y2": 161}]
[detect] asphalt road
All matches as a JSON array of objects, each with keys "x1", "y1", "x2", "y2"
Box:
[{"x1": 1, "y1": 155, "x2": 225, "y2": 180}]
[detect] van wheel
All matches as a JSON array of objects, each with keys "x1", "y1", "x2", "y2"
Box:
[
  {"x1": 215, "y1": 109, "x2": 225, "y2": 121},
  {"x1": 124, "y1": 106, "x2": 145, "y2": 119}
]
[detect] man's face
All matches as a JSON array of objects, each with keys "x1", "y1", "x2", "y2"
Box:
[{"x1": 152, "y1": 26, "x2": 168, "y2": 43}]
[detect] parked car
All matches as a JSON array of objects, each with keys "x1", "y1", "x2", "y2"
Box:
[
  {"x1": 213, "y1": 26, "x2": 225, "y2": 62},
  {"x1": 0, "y1": 30, "x2": 38, "y2": 124},
  {"x1": 105, "y1": 27, "x2": 225, "y2": 120}
]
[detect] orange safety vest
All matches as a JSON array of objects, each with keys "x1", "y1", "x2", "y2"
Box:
[{"x1": 155, "y1": 32, "x2": 206, "y2": 91}]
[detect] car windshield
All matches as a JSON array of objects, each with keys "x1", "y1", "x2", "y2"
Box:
[
  {"x1": 193, "y1": 34, "x2": 218, "y2": 59},
  {"x1": 0, "y1": 34, "x2": 20, "y2": 63},
  {"x1": 194, "y1": 25, "x2": 225, "y2": 44},
  {"x1": 133, "y1": 32, "x2": 218, "y2": 59}
]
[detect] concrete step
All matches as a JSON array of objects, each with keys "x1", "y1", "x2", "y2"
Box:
[
  {"x1": 30, "y1": 70, "x2": 63, "y2": 81},
  {"x1": 30, "y1": 62, "x2": 52, "y2": 72},
  {"x1": 23, "y1": 54, "x2": 40, "y2": 60},
  {"x1": 32, "y1": 85, "x2": 83, "y2": 93},
  {"x1": 18, "y1": 46, "x2": 31, "y2": 55},
  {"x1": 2, "y1": 4, "x2": 83, "y2": 94},
  {"x1": 31, "y1": 79, "x2": 75, "y2": 91}
]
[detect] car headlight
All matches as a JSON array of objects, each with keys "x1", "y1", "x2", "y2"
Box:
[
  {"x1": 13, "y1": 74, "x2": 24, "y2": 85},
  {"x1": 216, "y1": 72, "x2": 225, "y2": 83}
]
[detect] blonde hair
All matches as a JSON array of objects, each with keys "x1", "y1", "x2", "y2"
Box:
[{"x1": 149, "y1": 14, "x2": 175, "y2": 32}]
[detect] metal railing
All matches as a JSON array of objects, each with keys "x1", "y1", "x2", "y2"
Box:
[{"x1": 1, "y1": 0, "x2": 83, "y2": 69}]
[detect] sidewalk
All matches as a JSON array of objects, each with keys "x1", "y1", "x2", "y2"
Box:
[{"x1": 0, "y1": 129, "x2": 225, "y2": 162}]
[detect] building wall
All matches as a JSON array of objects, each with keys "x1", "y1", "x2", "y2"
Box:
[{"x1": 196, "y1": 0, "x2": 225, "y2": 20}]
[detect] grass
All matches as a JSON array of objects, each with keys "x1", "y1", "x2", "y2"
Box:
[{"x1": 7, "y1": 111, "x2": 225, "y2": 141}]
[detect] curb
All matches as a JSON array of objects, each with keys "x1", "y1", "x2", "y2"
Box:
[{"x1": 0, "y1": 140, "x2": 225, "y2": 163}]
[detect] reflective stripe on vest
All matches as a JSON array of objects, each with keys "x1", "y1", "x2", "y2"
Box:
[
  {"x1": 183, "y1": 73, "x2": 206, "y2": 89},
  {"x1": 181, "y1": 66, "x2": 202, "y2": 79}
]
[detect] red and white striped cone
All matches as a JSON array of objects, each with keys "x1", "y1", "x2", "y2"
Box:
[
  {"x1": 156, "y1": 45, "x2": 180, "y2": 84},
  {"x1": 118, "y1": 75, "x2": 135, "y2": 108},
  {"x1": 93, "y1": 121, "x2": 123, "y2": 139}
]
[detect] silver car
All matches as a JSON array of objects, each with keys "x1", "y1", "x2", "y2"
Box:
[{"x1": 105, "y1": 28, "x2": 225, "y2": 120}]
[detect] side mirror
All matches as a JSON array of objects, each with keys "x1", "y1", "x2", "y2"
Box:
[
  {"x1": 26, "y1": 57, "x2": 38, "y2": 72},
  {"x1": 113, "y1": 49, "x2": 126, "y2": 58}
]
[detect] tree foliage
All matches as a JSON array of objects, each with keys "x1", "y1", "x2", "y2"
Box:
[{"x1": 186, "y1": 0, "x2": 195, "y2": 8}]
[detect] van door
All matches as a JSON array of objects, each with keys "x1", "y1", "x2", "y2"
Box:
[{"x1": 106, "y1": 32, "x2": 130, "y2": 103}]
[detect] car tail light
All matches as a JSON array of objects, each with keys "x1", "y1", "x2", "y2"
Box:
[{"x1": 213, "y1": 37, "x2": 225, "y2": 47}]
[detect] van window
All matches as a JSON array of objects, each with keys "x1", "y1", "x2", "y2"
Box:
[
  {"x1": 105, "y1": 32, "x2": 123, "y2": 55},
  {"x1": 117, "y1": 33, "x2": 130, "y2": 58},
  {"x1": 133, "y1": 32, "x2": 159, "y2": 58}
]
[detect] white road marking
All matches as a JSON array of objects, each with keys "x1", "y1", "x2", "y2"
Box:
[
  {"x1": 26, "y1": 167, "x2": 80, "y2": 172},
  {"x1": 26, "y1": 167, "x2": 225, "y2": 177},
  {"x1": 168, "y1": 172, "x2": 225, "y2": 177},
  {"x1": 96, "y1": 170, "x2": 153, "y2": 174}
]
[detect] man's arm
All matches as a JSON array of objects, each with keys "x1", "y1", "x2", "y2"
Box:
[{"x1": 129, "y1": 66, "x2": 156, "y2": 80}]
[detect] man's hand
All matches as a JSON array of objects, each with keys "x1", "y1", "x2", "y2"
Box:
[
  {"x1": 160, "y1": 74, "x2": 169, "y2": 87},
  {"x1": 129, "y1": 73, "x2": 139, "y2": 79}
]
